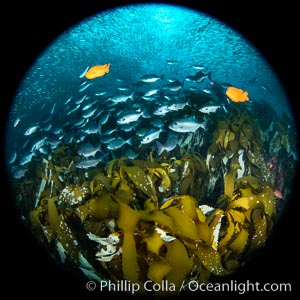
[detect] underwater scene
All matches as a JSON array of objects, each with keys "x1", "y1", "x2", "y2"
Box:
[{"x1": 5, "y1": 3, "x2": 298, "y2": 297}]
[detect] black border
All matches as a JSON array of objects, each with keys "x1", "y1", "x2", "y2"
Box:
[{"x1": 2, "y1": 0, "x2": 299, "y2": 298}]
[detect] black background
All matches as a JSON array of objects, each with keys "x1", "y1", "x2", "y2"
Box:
[{"x1": 1, "y1": 0, "x2": 299, "y2": 298}]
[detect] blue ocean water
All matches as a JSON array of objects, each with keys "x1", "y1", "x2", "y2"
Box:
[{"x1": 8, "y1": 3, "x2": 290, "y2": 120}]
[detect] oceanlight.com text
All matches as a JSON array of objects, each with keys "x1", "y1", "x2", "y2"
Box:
[
  {"x1": 185, "y1": 280, "x2": 292, "y2": 294},
  {"x1": 85, "y1": 279, "x2": 292, "y2": 294}
]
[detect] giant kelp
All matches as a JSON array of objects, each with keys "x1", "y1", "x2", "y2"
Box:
[
  {"x1": 12, "y1": 97, "x2": 297, "y2": 296},
  {"x1": 29, "y1": 155, "x2": 277, "y2": 294}
]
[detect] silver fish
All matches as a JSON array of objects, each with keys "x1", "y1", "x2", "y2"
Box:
[
  {"x1": 76, "y1": 119, "x2": 89, "y2": 130},
  {"x1": 82, "y1": 107, "x2": 97, "y2": 119},
  {"x1": 194, "y1": 71, "x2": 212, "y2": 83},
  {"x1": 107, "y1": 137, "x2": 132, "y2": 150},
  {"x1": 109, "y1": 92, "x2": 134, "y2": 104},
  {"x1": 164, "y1": 95, "x2": 175, "y2": 101},
  {"x1": 77, "y1": 142, "x2": 101, "y2": 158},
  {"x1": 125, "y1": 149, "x2": 139, "y2": 159},
  {"x1": 91, "y1": 110, "x2": 103, "y2": 121},
  {"x1": 136, "y1": 127, "x2": 149, "y2": 137},
  {"x1": 260, "y1": 84, "x2": 272, "y2": 93},
  {"x1": 46, "y1": 136, "x2": 61, "y2": 148},
  {"x1": 202, "y1": 89, "x2": 214, "y2": 94},
  {"x1": 151, "y1": 118, "x2": 164, "y2": 128},
  {"x1": 64, "y1": 97, "x2": 72, "y2": 105},
  {"x1": 75, "y1": 95, "x2": 87, "y2": 105},
  {"x1": 186, "y1": 71, "x2": 211, "y2": 83},
  {"x1": 66, "y1": 104, "x2": 80, "y2": 115},
  {"x1": 40, "y1": 103, "x2": 47, "y2": 110},
  {"x1": 117, "y1": 110, "x2": 144, "y2": 125},
  {"x1": 50, "y1": 103, "x2": 56, "y2": 115},
  {"x1": 199, "y1": 105, "x2": 221, "y2": 114},
  {"x1": 169, "y1": 117, "x2": 207, "y2": 133},
  {"x1": 24, "y1": 125, "x2": 39, "y2": 136},
  {"x1": 117, "y1": 86, "x2": 132, "y2": 93},
  {"x1": 83, "y1": 121, "x2": 100, "y2": 134},
  {"x1": 12, "y1": 167, "x2": 27, "y2": 179},
  {"x1": 156, "y1": 131, "x2": 179, "y2": 155},
  {"x1": 19, "y1": 152, "x2": 34, "y2": 165},
  {"x1": 43, "y1": 123, "x2": 52, "y2": 131},
  {"x1": 153, "y1": 105, "x2": 170, "y2": 116},
  {"x1": 166, "y1": 60, "x2": 182, "y2": 65},
  {"x1": 30, "y1": 137, "x2": 46, "y2": 152},
  {"x1": 137, "y1": 74, "x2": 164, "y2": 83},
  {"x1": 8, "y1": 151, "x2": 17, "y2": 164},
  {"x1": 189, "y1": 86, "x2": 201, "y2": 92},
  {"x1": 52, "y1": 126, "x2": 63, "y2": 135},
  {"x1": 168, "y1": 101, "x2": 189, "y2": 111},
  {"x1": 102, "y1": 128, "x2": 118, "y2": 136},
  {"x1": 143, "y1": 89, "x2": 160, "y2": 97},
  {"x1": 38, "y1": 145, "x2": 50, "y2": 155},
  {"x1": 141, "y1": 128, "x2": 163, "y2": 144},
  {"x1": 79, "y1": 66, "x2": 89, "y2": 78},
  {"x1": 82, "y1": 102, "x2": 95, "y2": 111},
  {"x1": 101, "y1": 136, "x2": 116, "y2": 144},
  {"x1": 98, "y1": 112, "x2": 110, "y2": 126},
  {"x1": 95, "y1": 91, "x2": 108, "y2": 97},
  {"x1": 75, "y1": 157, "x2": 104, "y2": 169},
  {"x1": 116, "y1": 77, "x2": 129, "y2": 83},
  {"x1": 79, "y1": 83, "x2": 93, "y2": 93},
  {"x1": 120, "y1": 122, "x2": 140, "y2": 132},
  {"x1": 141, "y1": 96, "x2": 158, "y2": 101},
  {"x1": 163, "y1": 80, "x2": 183, "y2": 92},
  {"x1": 74, "y1": 118, "x2": 86, "y2": 127},
  {"x1": 192, "y1": 65, "x2": 206, "y2": 70},
  {"x1": 13, "y1": 117, "x2": 21, "y2": 128}
]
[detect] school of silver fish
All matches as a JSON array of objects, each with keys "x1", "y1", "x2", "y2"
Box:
[{"x1": 8, "y1": 66, "x2": 252, "y2": 178}]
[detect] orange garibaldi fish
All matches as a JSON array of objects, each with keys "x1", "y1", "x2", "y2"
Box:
[
  {"x1": 85, "y1": 63, "x2": 110, "y2": 79},
  {"x1": 226, "y1": 86, "x2": 249, "y2": 103}
]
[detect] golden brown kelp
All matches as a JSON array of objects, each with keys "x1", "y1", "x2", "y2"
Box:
[
  {"x1": 29, "y1": 150, "x2": 278, "y2": 296},
  {"x1": 22, "y1": 99, "x2": 297, "y2": 296}
]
